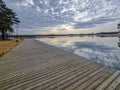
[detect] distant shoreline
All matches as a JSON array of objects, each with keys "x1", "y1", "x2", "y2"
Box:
[
  {"x1": 7, "y1": 34, "x2": 120, "y2": 38},
  {"x1": 0, "y1": 31, "x2": 120, "y2": 39}
]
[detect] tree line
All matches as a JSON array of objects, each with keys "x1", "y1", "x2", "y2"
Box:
[{"x1": 0, "y1": 0, "x2": 20, "y2": 40}]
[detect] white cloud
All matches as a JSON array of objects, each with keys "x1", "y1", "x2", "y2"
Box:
[
  {"x1": 15, "y1": 0, "x2": 34, "y2": 7},
  {"x1": 73, "y1": 11, "x2": 88, "y2": 22},
  {"x1": 25, "y1": 0, "x2": 34, "y2": 5},
  {"x1": 52, "y1": 24, "x2": 74, "y2": 30},
  {"x1": 36, "y1": 6, "x2": 41, "y2": 12}
]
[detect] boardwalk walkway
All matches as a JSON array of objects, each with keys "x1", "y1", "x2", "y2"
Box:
[{"x1": 0, "y1": 39, "x2": 120, "y2": 90}]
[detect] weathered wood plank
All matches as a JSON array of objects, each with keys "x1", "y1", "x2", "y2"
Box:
[
  {"x1": 105, "y1": 72, "x2": 120, "y2": 90},
  {"x1": 28, "y1": 62, "x2": 98, "y2": 90},
  {"x1": 95, "y1": 71, "x2": 120, "y2": 90},
  {"x1": 73, "y1": 68, "x2": 114, "y2": 90},
  {"x1": 0, "y1": 60, "x2": 84, "y2": 89},
  {"x1": 84, "y1": 70, "x2": 114, "y2": 90}
]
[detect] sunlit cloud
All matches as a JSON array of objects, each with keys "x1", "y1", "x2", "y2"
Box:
[{"x1": 40, "y1": 24, "x2": 89, "y2": 34}]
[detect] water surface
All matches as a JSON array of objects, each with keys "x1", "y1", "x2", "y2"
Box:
[{"x1": 37, "y1": 36, "x2": 120, "y2": 70}]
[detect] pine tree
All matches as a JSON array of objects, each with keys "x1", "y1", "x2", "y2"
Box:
[{"x1": 0, "y1": 0, "x2": 20, "y2": 40}]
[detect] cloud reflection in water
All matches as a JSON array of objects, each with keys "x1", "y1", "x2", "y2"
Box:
[{"x1": 37, "y1": 37, "x2": 120, "y2": 70}]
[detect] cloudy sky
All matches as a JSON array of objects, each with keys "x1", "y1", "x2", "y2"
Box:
[{"x1": 4, "y1": 0, "x2": 120, "y2": 35}]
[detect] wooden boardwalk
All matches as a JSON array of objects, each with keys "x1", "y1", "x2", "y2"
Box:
[{"x1": 0, "y1": 39, "x2": 120, "y2": 90}]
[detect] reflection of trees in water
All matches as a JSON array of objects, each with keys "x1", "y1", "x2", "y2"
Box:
[
  {"x1": 117, "y1": 23, "x2": 120, "y2": 47},
  {"x1": 118, "y1": 37, "x2": 120, "y2": 47}
]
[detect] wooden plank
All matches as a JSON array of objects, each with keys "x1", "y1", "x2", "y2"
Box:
[
  {"x1": 106, "y1": 72, "x2": 120, "y2": 90},
  {"x1": 20, "y1": 62, "x2": 97, "y2": 90},
  {"x1": 74, "y1": 69, "x2": 114, "y2": 90},
  {"x1": 84, "y1": 70, "x2": 114, "y2": 90},
  {"x1": 49, "y1": 65, "x2": 102, "y2": 90},
  {"x1": 0, "y1": 60, "x2": 85, "y2": 89},
  {"x1": 95, "y1": 71, "x2": 120, "y2": 90},
  {"x1": 65, "y1": 67, "x2": 106, "y2": 90},
  {"x1": 29, "y1": 62, "x2": 98, "y2": 90}
]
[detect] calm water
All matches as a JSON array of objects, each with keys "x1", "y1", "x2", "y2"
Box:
[{"x1": 37, "y1": 36, "x2": 120, "y2": 70}]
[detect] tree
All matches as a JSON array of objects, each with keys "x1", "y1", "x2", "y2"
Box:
[
  {"x1": 0, "y1": 0, "x2": 20, "y2": 40},
  {"x1": 117, "y1": 23, "x2": 120, "y2": 31}
]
